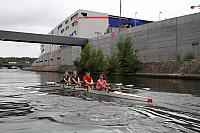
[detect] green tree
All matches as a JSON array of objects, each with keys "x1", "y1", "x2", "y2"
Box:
[
  {"x1": 0, "y1": 58, "x2": 8, "y2": 66},
  {"x1": 105, "y1": 53, "x2": 118, "y2": 74},
  {"x1": 74, "y1": 44, "x2": 106, "y2": 75},
  {"x1": 116, "y1": 36, "x2": 141, "y2": 74},
  {"x1": 74, "y1": 44, "x2": 92, "y2": 74},
  {"x1": 86, "y1": 48, "x2": 106, "y2": 75},
  {"x1": 183, "y1": 53, "x2": 194, "y2": 61}
]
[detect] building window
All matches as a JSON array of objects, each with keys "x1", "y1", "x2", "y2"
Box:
[
  {"x1": 81, "y1": 12, "x2": 87, "y2": 18},
  {"x1": 66, "y1": 26, "x2": 69, "y2": 30},
  {"x1": 72, "y1": 31, "x2": 77, "y2": 36},
  {"x1": 61, "y1": 29, "x2": 65, "y2": 33},
  {"x1": 69, "y1": 30, "x2": 77, "y2": 37},
  {"x1": 58, "y1": 24, "x2": 62, "y2": 30},
  {"x1": 72, "y1": 21, "x2": 78, "y2": 27},
  {"x1": 71, "y1": 13, "x2": 78, "y2": 21},
  {"x1": 65, "y1": 20, "x2": 69, "y2": 24}
]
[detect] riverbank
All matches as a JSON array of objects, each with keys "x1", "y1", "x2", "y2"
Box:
[
  {"x1": 22, "y1": 65, "x2": 77, "y2": 73},
  {"x1": 135, "y1": 60, "x2": 200, "y2": 79},
  {"x1": 23, "y1": 60, "x2": 200, "y2": 79}
]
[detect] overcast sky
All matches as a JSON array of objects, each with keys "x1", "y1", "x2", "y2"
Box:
[{"x1": 0, "y1": 0, "x2": 199, "y2": 57}]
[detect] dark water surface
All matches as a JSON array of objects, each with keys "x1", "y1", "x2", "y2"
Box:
[{"x1": 0, "y1": 69, "x2": 200, "y2": 133}]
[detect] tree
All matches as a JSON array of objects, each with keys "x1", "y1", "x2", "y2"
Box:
[
  {"x1": 74, "y1": 36, "x2": 141, "y2": 76},
  {"x1": 117, "y1": 36, "x2": 141, "y2": 74},
  {"x1": 0, "y1": 58, "x2": 8, "y2": 66},
  {"x1": 105, "y1": 53, "x2": 118, "y2": 74},
  {"x1": 86, "y1": 48, "x2": 106, "y2": 75},
  {"x1": 74, "y1": 44, "x2": 92, "y2": 74},
  {"x1": 74, "y1": 44, "x2": 106, "y2": 75}
]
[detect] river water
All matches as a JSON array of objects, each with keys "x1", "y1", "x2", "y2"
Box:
[{"x1": 0, "y1": 69, "x2": 200, "y2": 133}]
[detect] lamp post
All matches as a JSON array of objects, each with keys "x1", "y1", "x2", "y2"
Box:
[
  {"x1": 159, "y1": 11, "x2": 162, "y2": 21},
  {"x1": 135, "y1": 12, "x2": 137, "y2": 27}
]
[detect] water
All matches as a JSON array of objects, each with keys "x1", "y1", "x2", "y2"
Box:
[{"x1": 0, "y1": 69, "x2": 200, "y2": 133}]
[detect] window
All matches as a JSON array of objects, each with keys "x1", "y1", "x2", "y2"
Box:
[
  {"x1": 65, "y1": 20, "x2": 69, "y2": 24},
  {"x1": 61, "y1": 29, "x2": 65, "y2": 33},
  {"x1": 66, "y1": 26, "x2": 69, "y2": 30},
  {"x1": 72, "y1": 31, "x2": 77, "y2": 36},
  {"x1": 72, "y1": 21, "x2": 78, "y2": 27},
  {"x1": 58, "y1": 24, "x2": 62, "y2": 30},
  {"x1": 71, "y1": 13, "x2": 78, "y2": 21},
  {"x1": 81, "y1": 12, "x2": 87, "y2": 18},
  {"x1": 69, "y1": 30, "x2": 77, "y2": 37}
]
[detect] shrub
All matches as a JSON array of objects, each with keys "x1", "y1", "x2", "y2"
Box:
[{"x1": 183, "y1": 53, "x2": 194, "y2": 61}]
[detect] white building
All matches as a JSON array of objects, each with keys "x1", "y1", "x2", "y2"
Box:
[{"x1": 34, "y1": 9, "x2": 109, "y2": 66}]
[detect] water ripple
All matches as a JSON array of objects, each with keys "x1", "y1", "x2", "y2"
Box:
[{"x1": 0, "y1": 102, "x2": 34, "y2": 118}]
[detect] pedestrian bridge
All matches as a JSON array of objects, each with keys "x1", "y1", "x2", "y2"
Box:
[{"x1": 0, "y1": 30, "x2": 88, "y2": 46}]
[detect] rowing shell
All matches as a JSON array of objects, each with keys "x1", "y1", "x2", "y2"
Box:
[
  {"x1": 69, "y1": 88, "x2": 153, "y2": 103},
  {"x1": 44, "y1": 82, "x2": 153, "y2": 103}
]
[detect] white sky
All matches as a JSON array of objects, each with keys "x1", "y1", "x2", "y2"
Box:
[{"x1": 0, "y1": 0, "x2": 199, "y2": 57}]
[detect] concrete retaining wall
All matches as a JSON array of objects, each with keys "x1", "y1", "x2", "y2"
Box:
[
  {"x1": 89, "y1": 13, "x2": 200, "y2": 62},
  {"x1": 33, "y1": 13, "x2": 200, "y2": 66}
]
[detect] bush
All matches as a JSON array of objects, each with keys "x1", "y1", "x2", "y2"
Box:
[
  {"x1": 183, "y1": 53, "x2": 194, "y2": 61},
  {"x1": 176, "y1": 53, "x2": 182, "y2": 61}
]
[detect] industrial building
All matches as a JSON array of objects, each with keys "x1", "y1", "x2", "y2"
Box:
[
  {"x1": 33, "y1": 9, "x2": 152, "y2": 66},
  {"x1": 33, "y1": 10, "x2": 200, "y2": 66}
]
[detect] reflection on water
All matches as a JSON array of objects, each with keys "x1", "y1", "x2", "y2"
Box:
[
  {"x1": 107, "y1": 76, "x2": 200, "y2": 97},
  {"x1": 0, "y1": 69, "x2": 200, "y2": 133}
]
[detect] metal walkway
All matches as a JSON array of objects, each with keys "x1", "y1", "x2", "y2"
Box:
[{"x1": 0, "y1": 30, "x2": 88, "y2": 46}]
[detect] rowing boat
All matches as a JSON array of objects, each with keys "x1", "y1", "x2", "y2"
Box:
[{"x1": 35, "y1": 82, "x2": 153, "y2": 103}]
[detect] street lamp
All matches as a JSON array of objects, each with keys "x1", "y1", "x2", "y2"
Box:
[
  {"x1": 135, "y1": 12, "x2": 137, "y2": 27},
  {"x1": 159, "y1": 11, "x2": 162, "y2": 21}
]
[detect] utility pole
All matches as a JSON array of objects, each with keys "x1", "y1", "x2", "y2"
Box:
[
  {"x1": 159, "y1": 11, "x2": 162, "y2": 21},
  {"x1": 135, "y1": 12, "x2": 137, "y2": 27},
  {"x1": 119, "y1": 0, "x2": 122, "y2": 29}
]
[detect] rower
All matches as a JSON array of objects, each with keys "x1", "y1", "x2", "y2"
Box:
[
  {"x1": 82, "y1": 72, "x2": 94, "y2": 91},
  {"x1": 61, "y1": 71, "x2": 71, "y2": 85},
  {"x1": 96, "y1": 74, "x2": 110, "y2": 92},
  {"x1": 71, "y1": 71, "x2": 81, "y2": 87}
]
